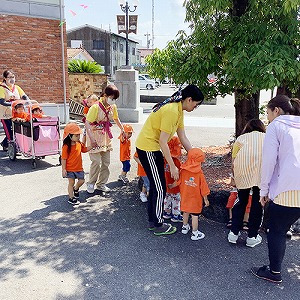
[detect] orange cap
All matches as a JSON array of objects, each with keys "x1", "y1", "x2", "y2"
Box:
[
  {"x1": 31, "y1": 103, "x2": 41, "y2": 110},
  {"x1": 168, "y1": 136, "x2": 182, "y2": 158},
  {"x1": 123, "y1": 124, "x2": 133, "y2": 133},
  {"x1": 181, "y1": 148, "x2": 205, "y2": 173},
  {"x1": 63, "y1": 123, "x2": 82, "y2": 139}
]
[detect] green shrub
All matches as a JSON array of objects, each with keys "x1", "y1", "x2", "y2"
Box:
[{"x1": 68, "y1": 59, "x2": 104, "y2": 73}]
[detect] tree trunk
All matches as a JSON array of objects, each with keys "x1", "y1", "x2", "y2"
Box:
[{"x1": 234, "y1": 90, "x2": 260, "y2": 137}]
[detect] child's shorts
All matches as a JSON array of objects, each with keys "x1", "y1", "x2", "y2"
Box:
[
  {"x1": 66, "y1": 171, "x2": 85, "y2": 179},
  {"x1": 122, "y1": 160, "x2": 131, "y2": 172}
]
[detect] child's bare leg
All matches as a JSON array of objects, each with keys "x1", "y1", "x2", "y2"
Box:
[
  {"x1": 121, "y1": 171, "x2": 127, "y2": 176},
  {"x1": 68, "y1": 178, "x2": 75, "y2": 198},
  {"x1": 182, "y1": 212, "x2": 189, "y2": 225},
  {"x1": 191, "y1": 214, "x2": 199, "y2": 232},
  {"x1": 243, "y1": 212, "x2": 249, "y2": 223},
  {"x1": 142, "y1": 186, "x2": 147, "y2": 195},
  {"x1": 74, "y1": 179, "x2": 85, "y2": 191}
]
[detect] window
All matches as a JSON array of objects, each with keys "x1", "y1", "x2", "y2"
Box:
[
  {"x1": 113, "y1": 41, "x2": 117, "y2": 51},
  {"x1": 93, "y1": 40, "x2": 105, "y2": 50},
  {"x1": 120, "y1": 44, "x2": 124, "y2": 53},
  {"x1": 132, "y1": 47, "x2": 135, "y2": 55}
]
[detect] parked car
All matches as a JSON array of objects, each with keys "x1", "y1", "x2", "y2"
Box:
[
  {"x1": 138, "y1": 75, "x2": 155, "y2": 90},
  {"x1": 140, "y1": 74, "x2": 160, "y2": 88}
]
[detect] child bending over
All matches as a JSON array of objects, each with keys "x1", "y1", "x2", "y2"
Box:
[{"x1": 169, "y1": 148, "x2": 210, "y2": 240}]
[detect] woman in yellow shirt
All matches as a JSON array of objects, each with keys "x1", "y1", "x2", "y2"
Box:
[
  {"x1": 136, "y1": 84, "x2": 204, "y2": 236},
  {"x1": 0, "y1": 70, "x2": 29, "y2": 151},
  {"x1": 85, "y1": 85, "x2": 124, "y2": 194}
]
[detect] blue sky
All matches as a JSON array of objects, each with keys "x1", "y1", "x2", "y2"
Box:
[{"x1": 64, "y1": 0, "x2": 190, "y2": 49}]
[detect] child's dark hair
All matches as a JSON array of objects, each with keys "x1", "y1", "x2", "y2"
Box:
[
  {"x1": 152, "y1": 84, "x2": 204, "y2": 112},
  {"x1": 63, "y1": 134, "x2": 73, "y2": 154},
  {"x1": 241, "y1": 119, "x2": 266, "y2": 134},
  {"x1": 15, "y1": 103, "x2": 24, "y2": 110},
  {"x1": 267, "y1": 95, "x2": 300, "y2": 116}
]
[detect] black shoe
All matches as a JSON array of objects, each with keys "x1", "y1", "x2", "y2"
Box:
[
  {"x1": 74, "y1": 188, "x2": 79, "y2": 199},
  {"x1": 68, "y1": 197, "x2": 79, "y2": 205},
  {"x1": 153, "y1": 223, "x2": 177, "y2": 236},
  {"x1": 251, "y1": 265, "x2": 282, "y2": 283}
]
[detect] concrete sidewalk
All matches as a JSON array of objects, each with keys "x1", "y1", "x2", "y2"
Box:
[{"x1": 0, "y1": 92, "x2": 299, "y2": 299}]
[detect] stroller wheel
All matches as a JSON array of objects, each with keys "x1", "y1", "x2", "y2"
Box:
[
  {"x1": 32, "y1": 159, "x2": 37, "y2": 169},
  {"x1": 7, "y1": 142, "x2": 17, "y2": 161}
]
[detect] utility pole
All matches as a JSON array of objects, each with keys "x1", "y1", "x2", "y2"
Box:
[
  {"x1": 152, "y1": 0, "x2": 155, "y2": 49},
  {"x1": 144, "y1": 32, "x2": 150, "y2": 49}
]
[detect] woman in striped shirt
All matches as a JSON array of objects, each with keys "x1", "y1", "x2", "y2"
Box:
[
  {"x1": 228, "y1": 119, "x2": 266, "y2": 247},
  {"x1": 251, "y1": 95, "x2": 300, "y2": 284}
]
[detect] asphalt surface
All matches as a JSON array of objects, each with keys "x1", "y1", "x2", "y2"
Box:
[{"x1": 0, "y1": 88, "x2": 299, "y2": 299}]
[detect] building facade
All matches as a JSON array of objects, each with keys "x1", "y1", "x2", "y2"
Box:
[
  {"x1": 0, "y1": 0, "x2": 68, "y2": 104},
  {"x1": 67, "y1": 25, "x2": 140, "y2": 78}
]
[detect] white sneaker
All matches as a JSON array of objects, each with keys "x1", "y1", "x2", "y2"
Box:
[
  {"x1": 191, "y1": 230, "x2": 205, "y2": 241},
  {"x1": 140, "y1": 192, "x2": 148, "y2": 202},
  {"x1": 181, "y1": 224, "x2": 190, "y2": 234},
  {"x1": 228, "y1": 231, "x2": 240, "y2": 244},
  {"x1": 86, "y1": 183, "x2": 95, "y2": 194},
  {"x1": 98, "y1": 184, "x2": 111, "y2": 192},
  {"x1": 246, "y1": 234, "x2": 262, "y2": 248}
]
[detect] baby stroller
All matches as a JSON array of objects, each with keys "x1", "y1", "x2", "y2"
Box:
[{"x1": 7, "y1": 100, "x2": 61, "y2": 168}]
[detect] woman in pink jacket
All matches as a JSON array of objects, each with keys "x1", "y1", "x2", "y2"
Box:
[{"x1": 251, "y1": 95, "x2": 300, "y2": 284}]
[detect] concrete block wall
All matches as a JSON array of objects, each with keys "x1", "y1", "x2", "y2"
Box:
[{"x1": 0, "y1": 14, "x2": 68, "y2": 104}]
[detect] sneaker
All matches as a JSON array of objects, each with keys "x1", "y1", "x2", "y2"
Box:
[
  {"x1": 153, "y1": 223, "x2": 177, "y2": 236},
  {"x1": 228, "y1": 231, "x2": 240, "y2": 244},
  {"x1": 86, "y1": 183, "x2": 95, "y2": 194},
  {"x1": 181, "y1": 224, "x2": 191, "y2": 234},
  {"x1": 118, "y1": 174, "x2": 129, "y2": 184},
  {"x1": 140, "y1": 192, "x2": 148, "y2": 202},
  {"x1": 98, "y1": 184, "x2": 111, "y2": 192},
  {"x1": 148, "y1": 222, "x2": 155, "y2": 231},
  {"x1": 163, "y1": 212, "x2": 172, "y2": 219},
  {"x1": 191, "y1": 230, "x2": 205, "y2": 241},
  {"x1": 246, "y1": 234, "x2": 262, "y2": 248},
  {"x1": 68, "y1": 197, "x2": 80, "y2": 205},
  {"x1": 73, "y1": 188, "x2": 79, "y2": 199},
  {"x1": 251, "y1": 265, "x2": 282, "y2": 283},
  {"x1": 171, "y1": 215, "x2": 183, "y2": 222}
]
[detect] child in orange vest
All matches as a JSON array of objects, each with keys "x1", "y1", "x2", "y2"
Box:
[
  {"x1": 61, "y1": 123, "x2": 96, "y2": 205},
  {"x1": 163, "y1": 136, "x2": 183, "y2": 222},
  {"x1": 26, "y1": 103, "x2": 49, "y2": 121},
  {"x1": 169, "y1": 148, "x2": 210, "y2": 240},
  {"x1": 12, "y1": 102, "x2": 28, "y2": 122},
  {"x1": 226, "y1": 188, "x2": 252, "y2": 230},
  {"x1": 118, "y1": 124, "x2": 133, "y2": 184},
  {"x1": 134, "y1": 151, "x2": 149, "y2": 202}
]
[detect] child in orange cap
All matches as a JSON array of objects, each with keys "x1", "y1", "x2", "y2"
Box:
[
  {"x1": 163, "y1": 136, "x2": 183, "y2": 222},
  {"x1": 12, "y1": 102, "x2": 28, "y2": 122},
  {"x1": 169, "y1": 148, "x2": 210, "y2": 240},
  {"x1": 26, "y1": 103, "x2": 49, "y2": 121},
  {"x1": 118, "y1": 124, "x2": 133, "y2": 184},
  {"x1": 62, "y1": 122, "x2": 96, "y2": 205}
]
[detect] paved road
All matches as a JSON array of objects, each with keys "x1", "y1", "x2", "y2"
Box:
[{"x1": 0, "y1": 91, "x2": 299, "y2": 300}]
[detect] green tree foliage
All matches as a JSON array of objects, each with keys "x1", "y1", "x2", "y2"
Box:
[
  {"x1": 68, "y1": 59, "x2": 104, "y2": 73},
  {"x1": 146, "y1": 0, "x2": 300, "y2": 135}
]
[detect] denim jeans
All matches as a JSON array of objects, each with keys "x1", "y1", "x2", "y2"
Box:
[{"x1": 267, "y1": 202, "x2": 300, "y2": 272}]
